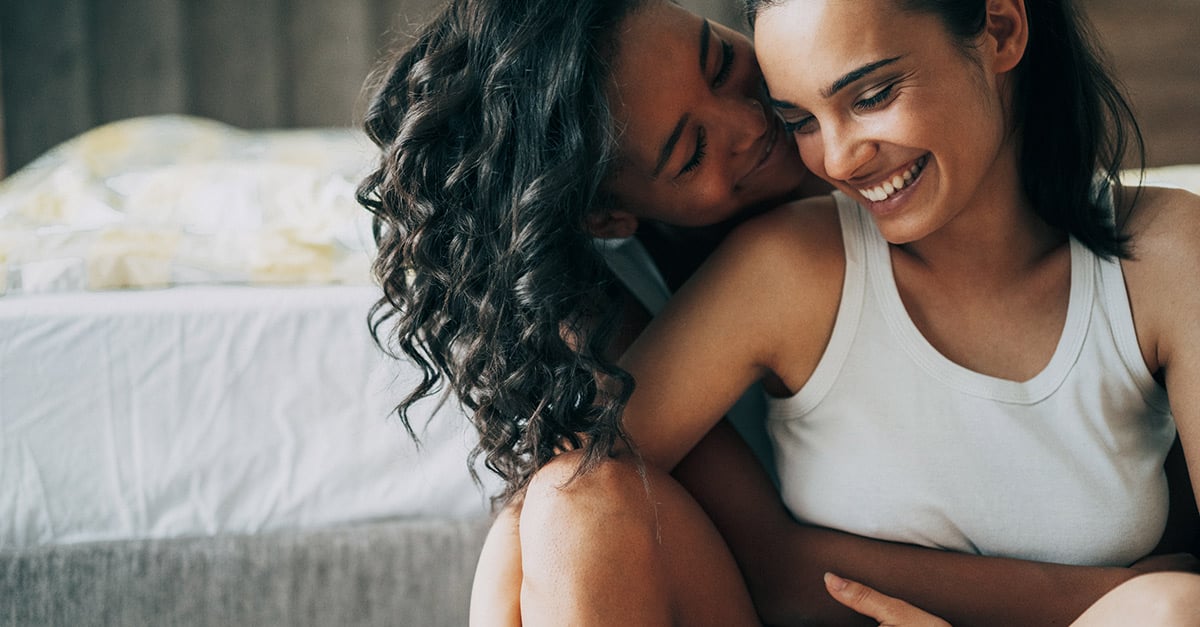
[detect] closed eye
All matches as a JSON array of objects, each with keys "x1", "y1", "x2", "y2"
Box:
[
  {"x1": 780, "y1": 112, "x2": 816, "y2": 135},
  {"x1": 680, "y1": 127, "x2": 707, "y2": 175},
  {"x1": 855, "y1": 82, "x2": 897, "y2": 111},
  {"x1": 713, "y1": 41, "x2": 734, "y2": 88}
]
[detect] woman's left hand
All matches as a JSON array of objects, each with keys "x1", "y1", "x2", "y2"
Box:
[{"x1": 824, "y1": 572, "x2": 952, "y2": 626}]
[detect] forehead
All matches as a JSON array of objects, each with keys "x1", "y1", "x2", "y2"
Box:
[
  {"x1": 755, "y1": 0, "x2": 915, "y2": 95},
  {"x1": 607, "y1": 1, "x2": 704, "y2": 173}
]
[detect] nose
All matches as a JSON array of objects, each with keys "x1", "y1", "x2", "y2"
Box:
[
  {"x1": 819, "y1": 121, "x2": 877, "y2": 182},
  {"x1": 729, "y1": 97, "x2": 768, "y2": 155}
]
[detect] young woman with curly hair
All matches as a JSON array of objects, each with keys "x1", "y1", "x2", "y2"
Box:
[{"x1": 358, "y1": 0, "x2": 1198, "y2": 624}]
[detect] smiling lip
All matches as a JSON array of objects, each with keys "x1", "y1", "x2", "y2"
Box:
[{"x1": 853, "y1": 155, "x2": 930, "y2": 216}]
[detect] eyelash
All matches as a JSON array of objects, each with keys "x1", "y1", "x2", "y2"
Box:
[
  {"x1": 680, "y1": 40, "x2": 732, "y2": 176},
  {"x1": 780, "y1": 81, "x2": 899, "y2": 135},
  {"x1": 713, "y1": 41, "x2": 734, "y2": 88},
  {"x1": 682, "y1": 127, "x2": 707, "y2": 174},
  {"x1": 781, "y1": 115, "x2": 814, "y2": 135},
  {"x1": 855, "y1": 83, "x2": 896, "y2": 111}
]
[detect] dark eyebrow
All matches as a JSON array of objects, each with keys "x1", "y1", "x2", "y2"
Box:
[
  {"x1": 699, "y1": 19, "x2": 711, "y2": 74},
  {"x1": 653, "y1": 114, "x2": 690, "y2": 178},
  {"x1": 822, "y1": 56, "x2": 903, "y2": 99}
]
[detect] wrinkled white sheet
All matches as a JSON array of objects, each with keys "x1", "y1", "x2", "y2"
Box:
[
  {"x1": 0, "y1": 116, "x2": 375, "y2": 294},
  {"x1": 0, "y1": 284, "x2": 496, "y2": 548}
]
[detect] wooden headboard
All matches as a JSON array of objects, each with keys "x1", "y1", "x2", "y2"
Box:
[{"x1": 1, "y1": 0, "x2": 1195, "y2": 176}]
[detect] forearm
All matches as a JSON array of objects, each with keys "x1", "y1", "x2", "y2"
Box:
[
  {"x1": 672, "y1": 422, "x2": 1133, "y2": 627},
  {"x1": 756, "y1": 524, "x2": 1131, "y2": 627}
]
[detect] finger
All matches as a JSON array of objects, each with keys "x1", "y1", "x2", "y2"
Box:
[{"x1": 824, "y1": 572, "x2": 951, "y2": 626}]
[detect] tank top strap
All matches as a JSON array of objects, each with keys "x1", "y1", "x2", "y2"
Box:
[
  {"x1": 1095, "y1": 253, "x2": 1171, "y2": 411},
  {"x1": 772, "y1": 192, "x2": 869, "y2": 417}
]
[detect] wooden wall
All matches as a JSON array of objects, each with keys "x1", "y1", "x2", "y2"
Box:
[
  {"x1": 0, "y1": 0, "x2": 1195, "y2": 176},
  {"x1": 0, "y1": 0, "x2": 443, "y2": 174},
  {"x1": 1087, "y1": 0, "x2": 1200, "y2": 168}
]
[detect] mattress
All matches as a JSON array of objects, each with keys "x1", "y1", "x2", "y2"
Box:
[{"x1": 0, "y1": 283, "x2": 495, "y2": 548}]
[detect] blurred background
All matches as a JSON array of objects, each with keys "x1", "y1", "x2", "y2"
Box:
[{"x1": 1, "y1": 0, "x2": 1197, "y2": 177}]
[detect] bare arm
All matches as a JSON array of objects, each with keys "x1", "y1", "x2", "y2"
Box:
[
  {"x1": 1125, "y1": 188, "x2": 1200, "y2": 543},
  {"x1": 674, "y1": 421, "x2": 1134, "y2": 626}
]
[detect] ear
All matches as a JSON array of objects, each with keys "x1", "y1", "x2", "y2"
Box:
[
  {"x1": 985, "y1": 0, "x2": 1028, "y2": 74},
  {"x1": 586, "y1": 209, "x2": 639, "y2": 239}
]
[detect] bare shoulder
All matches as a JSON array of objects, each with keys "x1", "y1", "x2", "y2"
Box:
[
  {"x1": 690, "y1": 194, "x2": 844, "y2": 306},
  {"x1": 717, "y1": 194, "x2": 844, "y2": 269},
  {"x1": 1124, "y1": 186, "x2": 1200, "y2": 255},
  {"x1": 1121, "y1": 186, "x2": 1200, "y2": 367},
  {"x1": 1122, "y1": 186, "x2": 1200, "y2": 287}
]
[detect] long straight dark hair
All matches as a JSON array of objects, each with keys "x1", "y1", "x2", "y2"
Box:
[
  {"x1": 745, "y1": 0, "x2": 1145, "y2": 258},
  {"x1": 357, "y1": 0, "x2": 647, "y2": 505}
]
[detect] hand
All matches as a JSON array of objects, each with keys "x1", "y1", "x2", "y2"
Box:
[
  {"x1": 824, "y1": 572, "x2": 952, "y2": 627},
  {"x1": 1129, "y1": 552, "x2": 1200, "y2": 574}
]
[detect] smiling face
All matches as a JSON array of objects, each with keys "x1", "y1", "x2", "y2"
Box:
[
  {"x1": 598, "y1": 1, "x2": 812, "y2": 232},
  {"x1": 755, "y1": 0, "x2": 1026, "y2": 245}
]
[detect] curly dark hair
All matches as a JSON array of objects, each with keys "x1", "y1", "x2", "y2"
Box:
[{"x1": 357, "y1": 0, "x2": 647, "y2": 505}]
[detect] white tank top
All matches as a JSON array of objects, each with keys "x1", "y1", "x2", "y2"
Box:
[{"x1": 767, "y1": 192, "x2": 1175, "y2": 566}]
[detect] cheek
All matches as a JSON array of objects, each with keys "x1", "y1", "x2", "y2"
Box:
[{"x1": 793, "y1": 133, "x2": 827, "y2": 178}]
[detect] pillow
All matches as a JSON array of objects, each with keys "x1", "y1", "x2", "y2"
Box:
[{"x1": 1128, "y1": 164, "x2": 1200, "y2": 195}]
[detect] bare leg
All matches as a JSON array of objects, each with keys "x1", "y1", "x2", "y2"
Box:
[
  {"x1": 518, "y1": 450, "x2": 759, "y2": 626},
  {"x1": 1071, "y1": 572, "x2": 1200, "y2": 626},
  {"x1": 470, "y1": 504, "x2": 524, "y2": 627}
]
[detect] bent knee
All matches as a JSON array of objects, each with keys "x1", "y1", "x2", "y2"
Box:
[
  {"x1": 1077, "y1": 572, "x2": 1200, "y2": 626},
  {"x1": 521, "y1": 451, "x2": 662, "y2": 537},
  {"x1": 518, "y1": 453, "x2": 673, "y2": 614},
  {"x1": 1132, "y1": 572, "x2": 1200, "y2": 625}
]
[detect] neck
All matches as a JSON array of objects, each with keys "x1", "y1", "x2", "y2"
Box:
[{"x1": 896, "y1": 149, "x2": 1064, "y2": 286}]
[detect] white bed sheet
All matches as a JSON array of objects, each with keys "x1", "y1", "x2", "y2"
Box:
[{"x1": 0, "y1": 284, "x2": 496, "y2": 548}]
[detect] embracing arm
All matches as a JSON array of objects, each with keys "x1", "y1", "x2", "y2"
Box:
[
  {"x1": 674, "y1": 420, "x2": 1134, "y2": 627},
  {"x1": 618, "y1": 199, "x2": 843, "y2": 469}
]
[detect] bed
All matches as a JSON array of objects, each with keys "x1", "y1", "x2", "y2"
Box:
[{"x1": 0, "y1": 116, "x2": 498, "y2": 626}]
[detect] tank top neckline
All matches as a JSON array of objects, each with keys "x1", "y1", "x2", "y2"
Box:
[{"x1": 860, "y1": 199, "x2": 1093, "y2": 404}]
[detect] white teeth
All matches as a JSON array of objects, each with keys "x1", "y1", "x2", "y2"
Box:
[{"x1": 858, "y1": 157, "x2": 926, "y2": 203}]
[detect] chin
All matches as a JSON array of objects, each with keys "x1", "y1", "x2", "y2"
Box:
[{"x1": 874, "y1": 216, "x2": 933, "y2": 246}]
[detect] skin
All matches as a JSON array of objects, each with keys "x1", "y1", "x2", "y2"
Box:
[
  {"x1": 833, "y1": 572, "x2": 1200, "y2": 627},
  {"x1": 473, "y1": 0, "x2": 1199, "y2": 625}
]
